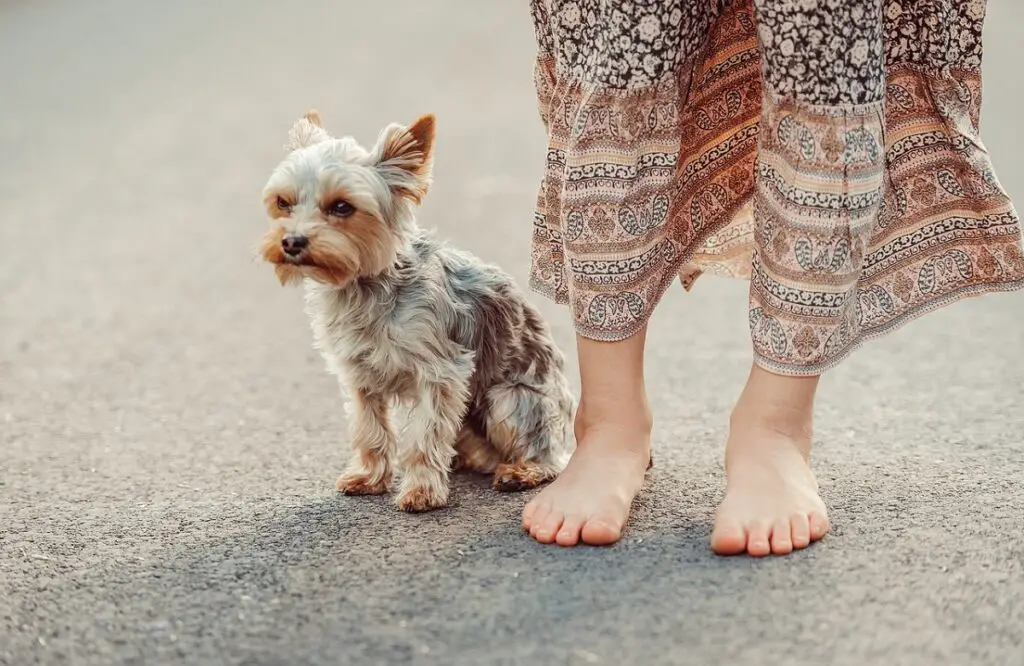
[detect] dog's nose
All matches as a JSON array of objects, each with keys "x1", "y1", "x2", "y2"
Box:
[{"x1": 281, "y1": 234, "x2": 309, "y2": 257}]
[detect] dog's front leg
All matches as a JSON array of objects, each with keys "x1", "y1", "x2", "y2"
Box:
[
  {"x1": 395, "y1": 377, "x2": 470, "y2": 513},
  {"x1": 336, "y1": 388, "x2": 396, "y2": 495}
]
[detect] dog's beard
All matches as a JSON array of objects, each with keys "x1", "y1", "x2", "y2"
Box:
[{"x1": 260, "y1": 221, "x2": 399, "y2": 287}]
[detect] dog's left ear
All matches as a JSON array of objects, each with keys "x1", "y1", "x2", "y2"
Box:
[
  {"x1": 284, "y1": 109, "x2": 331, "y2": 152},
  {"x1": 372, "y1": 114, "x2": 435, "y2": 202}
]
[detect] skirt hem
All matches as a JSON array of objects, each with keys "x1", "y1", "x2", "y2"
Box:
[{"x1": 531, "y1": 270, "x2": 1024, "y2": 376}]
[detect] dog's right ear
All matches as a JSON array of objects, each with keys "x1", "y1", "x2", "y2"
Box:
[{"x1": 284, "y1": 109, "x2": 330, "y2": 152}]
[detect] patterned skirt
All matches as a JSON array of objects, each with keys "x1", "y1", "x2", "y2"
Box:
[{"x1": 529, "y1": 0, "x2": 1024, "y2": 375}]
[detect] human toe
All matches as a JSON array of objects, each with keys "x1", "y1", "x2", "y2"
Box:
[
  {"x1": 579, "y1": 513, "x2": 624, "y2": 546},
  {"x1": 809, "y1": 511, "x2": 830, "y2": 542},
  {"x1": 555, "y1": 514, "x2": 586, "y2": 547},
  {"x1": 769, "y1": 518, "x2": 793, "y2": 555},
  {"x1": 710, "y1": 519, "x2": 747, "y2": 555},
  {"x1": 522, "y1": 497, "x2": 546, "y2": 531},
  {"x1": 532, "y1": 510, "x2": 565, "y2": 544},
  {"x1": 790, "y1": 513, "x2": 811, "y2": 549},
  {"x1": 525, "y1": 499, "x2": 552, "y2": 534},
  {"x1": 745, "y1": 521, "x2": 772, "y2": 557}
]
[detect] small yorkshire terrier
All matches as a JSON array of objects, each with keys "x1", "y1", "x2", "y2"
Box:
[{"x1": 259, "y1": 110, "x2": 575, "y2": 512}]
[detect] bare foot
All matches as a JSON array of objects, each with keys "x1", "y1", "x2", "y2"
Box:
[
  {"x1": 711, "y1": 367, "x2": 829, "y2": 556},
  {"x1": 525, "y1": 329, "x2": 652, "y2": 546},
  {"x1": 522, "y1": 415, "x2": 651, "y2": 547}
]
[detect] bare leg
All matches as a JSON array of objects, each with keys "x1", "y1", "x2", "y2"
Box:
[
  {"x1": 711, "y1": 363, "x2": 829, "y2": 556},
  {"x1": 335, "y1": 389, "x2": 395, "y2": 495},
  {"x1": 522, "y1": 328, "x2": 652, "y2": 546}
]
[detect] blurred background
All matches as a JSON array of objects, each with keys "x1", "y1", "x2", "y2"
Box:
[{"x1": 1, "y1": 2, "x2": 1022, "y2": 665}]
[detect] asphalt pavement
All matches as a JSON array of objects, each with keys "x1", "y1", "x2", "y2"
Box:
[{"x1": 2, "y1": 1, "x2": 1023, "y2": 664}]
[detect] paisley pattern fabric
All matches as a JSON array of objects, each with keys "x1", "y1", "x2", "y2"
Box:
[{"x1": 529, "y1": 0, "x2": 1024, "y2": 374}]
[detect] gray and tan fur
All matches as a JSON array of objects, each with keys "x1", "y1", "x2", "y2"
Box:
[{"x1": 259, "y1": 110, "x2": 575, "y2": 512}]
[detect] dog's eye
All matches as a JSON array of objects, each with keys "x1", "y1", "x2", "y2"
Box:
[
  {"x1": 276, "y1": 196, "x2": 293, "y2": 212},
  {"x1": 326, "y1": 201, "x2": 356, "y2": 218}
]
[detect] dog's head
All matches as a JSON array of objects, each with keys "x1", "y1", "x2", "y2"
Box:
[{"x1": 260, "y1": 109, "x2": 434, "y2": 286}]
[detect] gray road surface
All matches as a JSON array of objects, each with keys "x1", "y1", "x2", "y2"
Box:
[{"x1": 2, "y1": 2, "x2": 1023, "y2": 665}]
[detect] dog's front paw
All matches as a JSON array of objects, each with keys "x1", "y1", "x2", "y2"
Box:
[
  {"x1": 336, "y1": 473, "x2": 389, "y2": 496},
  {"x1": 396, "y1": 485, "x2": 448, "y2": 513}
]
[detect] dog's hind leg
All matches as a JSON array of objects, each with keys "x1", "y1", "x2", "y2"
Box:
[
  {"x1": 482, "y1": 383, "x2": 575, "y2": 492},
  {"x1": 452, "y1": 426, "x2": 502, "y2": 474}
]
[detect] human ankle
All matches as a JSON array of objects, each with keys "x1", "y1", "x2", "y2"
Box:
[
  {"x1": 730, "y1": 366, "x2": 815, "y2": 442},
  {"x1": 726, "y1": 402, "x2": 814, "y2": 475},
  {"x1": 575, "y1": 395, "x2": 653, "y2": 436},
  {"x1": 729, "y1": 399, "x2": 812, "y2": 441}
]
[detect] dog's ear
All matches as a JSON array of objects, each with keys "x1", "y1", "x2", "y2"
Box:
[
  {"x1": 371, "y1": 114, "x2": 435, "y2": 202},
  {"x1": 284, "y1": 109, "x2": 330, "y2": 152}
]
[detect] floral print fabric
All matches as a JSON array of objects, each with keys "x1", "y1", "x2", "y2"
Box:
[{"x1": 529, "y1": 0, "x2": 1024, "y2": 374}]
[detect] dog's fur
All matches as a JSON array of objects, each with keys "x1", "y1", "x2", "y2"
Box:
[{"x1": 259, "y1": 110, "x2": 575, "y2": 512}]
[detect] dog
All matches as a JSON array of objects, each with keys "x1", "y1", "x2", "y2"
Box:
[{"x1": 259, "y1": 110, "x2": 575, "y2": 512}]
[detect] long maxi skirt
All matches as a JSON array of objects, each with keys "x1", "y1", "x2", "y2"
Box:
[{"x1": 528, "y1": 0, "x2": 1024, "y2": 375}]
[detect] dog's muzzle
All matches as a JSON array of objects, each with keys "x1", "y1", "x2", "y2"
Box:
[{"x1": 281, "y1": 233, "x2": 309, "y2": 259}]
